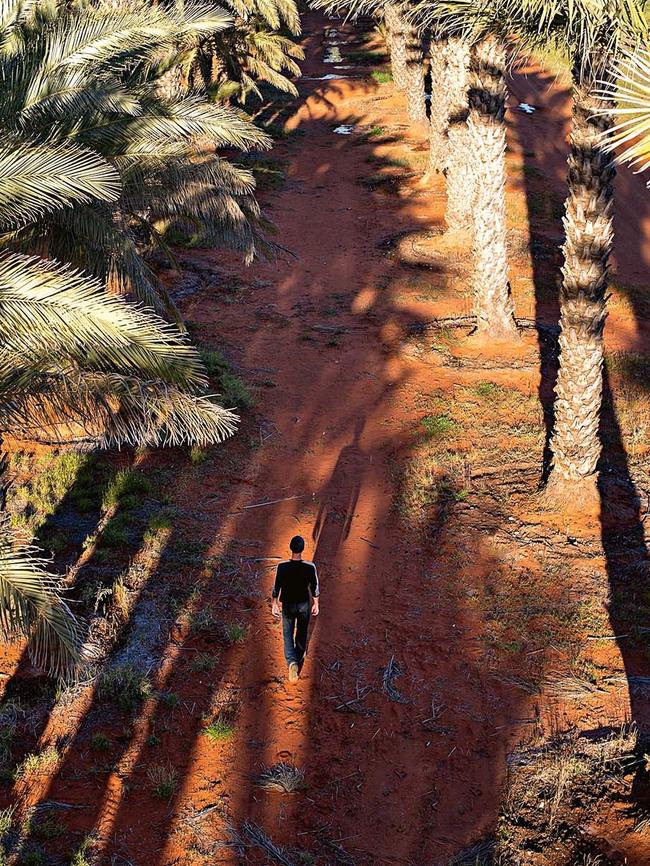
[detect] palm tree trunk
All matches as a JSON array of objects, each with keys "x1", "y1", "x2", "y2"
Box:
[
  {"x1": 383, "y1": 4, "x2": 408, "y2": 91},
  {"x1": 403, "y1": 27, "x2": 427, "y2": 124},
  {"x1": 547, "y1": 70, "x2": 616, "y2": 496},
  {"x1": 444, "y1": 36, "x2": 473, "y2": 233},
  {"x1": 468, "y1": 37, "x2": 517, "y2": 338},
  {"x1": 427, "y1": 37, "x2": 448, "y2": 175}
]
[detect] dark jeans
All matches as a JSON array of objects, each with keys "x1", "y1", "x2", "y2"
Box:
[{"x1": 282, "y1": 601, "x2": 310, "y2": 665}]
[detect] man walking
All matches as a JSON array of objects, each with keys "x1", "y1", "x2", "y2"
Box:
[{"x1": 271, "y1": 535, "x2": 319, "y2": 683}]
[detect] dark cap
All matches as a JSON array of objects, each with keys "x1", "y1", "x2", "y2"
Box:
[{"x1": 289, "y1": 535, "x2": 305, "y2": 553}]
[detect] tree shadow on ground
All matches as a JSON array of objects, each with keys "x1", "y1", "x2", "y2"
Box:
[{"x1": 511, "y1": 60, "x2": 650, "y2": 834}]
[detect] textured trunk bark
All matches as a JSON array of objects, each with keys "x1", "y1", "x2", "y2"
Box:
[
  {"x1": 468, "y1": 37, "x2": 518, "y2": 339},
  {"x1": 427, "y1": 37, "x2": 448, "y2": 175},
  {"x1": 444, "y1": 37, "x2": 472, "y2": 232},
  {"x1": 403, "y1": 27, "x2": 427, "y2": 124},
  {"x1": 547, "y1": 68, "x2": 616, "y2": 494},
  {"x1": 383, "y1": 4, "x2": 408, "y2": 91}
]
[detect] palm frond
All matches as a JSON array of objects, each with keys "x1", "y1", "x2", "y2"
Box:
[
  {"x1": 0, "y1": 365, "x2": 239, "y2": 448},
  {"x1": 0, "y1": 138, "x2": 120, "y2": 226},
  {"x1": 0, "y1": 252, "x2": 206, "y2": 388},
  {"x1": 599, "y1": 46, "x2": 650, "y2": 177},
  {"x1": 0, "y1": 522, "x2": 82, "y2": 680}
]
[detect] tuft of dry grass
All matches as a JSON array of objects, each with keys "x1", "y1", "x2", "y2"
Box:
[{"x1": 254, "y1": 762, "x2": 307, "y2": 792}]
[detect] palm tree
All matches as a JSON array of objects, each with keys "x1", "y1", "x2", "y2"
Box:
[
  {"x1": 415, "y1": 1, "x2": 515, "y2": 333},
  {"x1": 193, "y1": 0, "x2": 305, "y2": 103},
  {"x1": 383, "y1": 3, "x2": 411, "y2": 89},
  {"x1": 436, "y1": 0, "x2": 646, "y2": 494},
  {"x1": 467, "y1": 35, "x2": 517, "y2": 338},
  {"x1": 0, "y1": 0, "x2": 273, "y2": 322},
  {"x1": 384, "y1": 3, "x2": 427, "y2": 122},
  {"x1": 0, "y1": 2, "x2": 248, "y2": 677},
  {"x1": 426, "y1": 33, "x2": 449, "y2": 174}
]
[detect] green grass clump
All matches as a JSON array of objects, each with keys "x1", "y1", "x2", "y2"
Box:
[
  {"x1": 160, "y1": 691, "x2": 180, "y2": 709},
  {"x1": 421, "y1": 414, "x2": 457, "y2": 440},
  {"x1": 371, "y1": 70, "x2": 392, "y2": 84},
  {"x1": 473, "y1": 381, "x2": 501, "y2": 399},
  {"x1": 14, "y1": 746, "x2": 59, "y2": 780},
  {"x1": 91, "y1": 732, "x2": 111, "y2": 751},
  {"x1": 98, "y1": 664, "x2": 152, "y2": 713},
  {"x1": 189, "y1": 445, "x2": 209, "y2": 464},
  {"x1": 224, "y1": 622, "x2": 248, "y2": 644},
  {"x1": 70, "y1": 837, "x2": 95, "y2": 866},
  {"x1": 202, "y1": 715, "x2": 235, "y2": 742},
  {"x1": 102, "y1": 469, "x2": 151, "y2": 511},
  {"x1": 190, "y1": 652, "x2": 219, "y2": 672},
  {"x1": 200, "y1": 349, "x2": 255, "y2": 410},
  {"x1": 99, "y1": 514, "x2": 131, "y2": 547},
  {"x1": 348, "y1": 48, "x2": 387, "y2": 64}
]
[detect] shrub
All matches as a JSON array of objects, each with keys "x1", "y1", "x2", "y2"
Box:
[{"x1": 371, "y1": 71, "x2": 392, "y2": 84}]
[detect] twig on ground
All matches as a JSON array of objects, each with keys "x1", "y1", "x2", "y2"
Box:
[
  {"x1": 237, "y1": 494, "x2": 303, "y2": 511},
  {"x1": 382, "y1": 656, "x2": 409, "y2": 704}
]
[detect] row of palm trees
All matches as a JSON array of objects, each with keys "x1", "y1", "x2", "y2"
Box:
[
  {"x1": 317, "y1": 0, "x2": 650, "y2": 500},
  {"x1": 0, "y1": 0, "x2": 303, "y2": 676}
]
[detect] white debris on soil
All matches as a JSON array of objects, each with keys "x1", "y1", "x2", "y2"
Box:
[
  {"x1": 304, "y1": 74, "x2": 348, "y2": 81},
  {"x1": 333, "y1": 124, "x2": 355, "y2": 135},
  {"x1": 518, "y1": 102, "x2": 536, "y2": 113},
  {"x1": 324, "y1": 46, "x2": 343, "y2": 63}
]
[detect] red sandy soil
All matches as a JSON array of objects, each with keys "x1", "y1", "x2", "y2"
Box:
[{"x1": 4, "y1": 13, "x2": 650, "y2": 866}]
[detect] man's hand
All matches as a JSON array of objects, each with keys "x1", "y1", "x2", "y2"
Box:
[
  {"x1": 272, "y1": 599, "x2": 280, "y2": 618},
  {"x1": 311, "y1": 598, "x2": 319, "y2": 617}
]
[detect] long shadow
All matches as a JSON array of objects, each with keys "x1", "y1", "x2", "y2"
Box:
[
  {"x1": 511, "y1": 58, "x2": 650, "y2": 830},
  {"x1": 599, "y1": 367, "x2": 650, "y2": 813},
  {"x1": 1, "y1": 16, "x2": 583, "y2": 866}
]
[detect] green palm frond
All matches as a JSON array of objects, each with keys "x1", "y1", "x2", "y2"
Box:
[
  {"x1": 1, "y1": 202, "x2": 184, "y2": 322},
  {"x1": 0, "y1": 138, "x2": 120, "y2": 226},
  {"x1": 427, "y1": 0, "x2": 647, "y2": 71},
  {"x1": 78, "y1": 94, "x2": 270, "y2": 156},
  {"x1": 0, "y1": 522, "x2": 82, "y2": 680},
  {"x1": 600, "y1": 46, "x2": 650, "y2": 176},
  {"x1": 0, "y1": 365, "x2": 239, "y2": 448},
  {"x1": 41, "y1": 7, "x2": 169, "y2": 71},
  {"x1": 162, "y1": 0, "x2": 233, "y2": 36},
  {"x1": 0, "y1": 0, "x2": 35, "y2": 40},
  {"x1": 0, "y1": 252, "x2": 206, "y2": 388}
]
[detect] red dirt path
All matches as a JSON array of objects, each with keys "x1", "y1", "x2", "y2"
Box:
[{"x1": 5, "y1": 13, "x2": 650, "y2": 866}]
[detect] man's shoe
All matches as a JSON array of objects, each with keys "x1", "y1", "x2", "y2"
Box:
[{"x1": 288, "y1": 662, "x2": 299, "y2": 683}]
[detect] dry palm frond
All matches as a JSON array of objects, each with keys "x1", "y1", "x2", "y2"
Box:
[
  {"x1": 254, "y1": 762, "x2": 306, "y2": 792},
  {"x1": 242, "y1": 820, "x2": 296, "y2": 866},
  {"x1": 0, "y1": 366, "x2": 239, "y2": 447}
]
